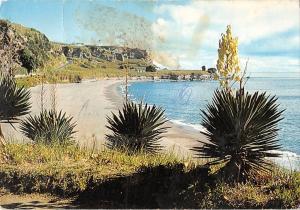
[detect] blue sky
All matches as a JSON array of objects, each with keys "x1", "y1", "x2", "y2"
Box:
[{"x1": 0, "y1": 0, "x2": 299, "y2": 76}]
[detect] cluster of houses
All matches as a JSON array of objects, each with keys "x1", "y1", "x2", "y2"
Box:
[
  {"x1": 156, "y1": 66, "x2": 217, "y2": 81},
  {"x1": 159, "y1": 73, "x2": 214, "y2": 81},
  {"x1": 129, "y1": 72, "x2": 215, "y2": 81}
]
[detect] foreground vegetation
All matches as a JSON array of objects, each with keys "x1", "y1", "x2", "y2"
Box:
[
  {"x1": 0, "y1": 143, "x2": 299, "y2": 208},
  {"x1": 1, "y1": 143, "x2": 180, "y2": 196}
]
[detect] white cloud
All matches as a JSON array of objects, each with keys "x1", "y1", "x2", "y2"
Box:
[
  {"x1": 207, "y1": 1, "x2": 296, "y2": 42},
  {"x1": 154, "y1": 0, "x2": 299, "y2": 43},
  {"x1": 0, "y1": 0, "x2": 7, "y2": 5},
  {"x1": 151, "y1": 18, "x2": 170, "y2": 42},
  {"x1": 239, "y1": 55, "x2": 300, "y2": 75},
  {"x1": 246, "y1": 34, "x2": 300, "y2": 54},
  {"x1": 151, "y1": 0, "x2": 300, "y2": 71}
]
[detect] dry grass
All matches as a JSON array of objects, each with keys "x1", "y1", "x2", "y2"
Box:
[
  {"x1": 5, "y1": 143, "x2": 182, "y2": 175},
  {"x1": 199, "y1": 167, "x2": 300, "y2": 208},
  {"x1": 1, "y1": 143, "x2": 299, "y2": 208},
  {"x1": 0, "y1": 143, "x2": 182, "y2": 196}
]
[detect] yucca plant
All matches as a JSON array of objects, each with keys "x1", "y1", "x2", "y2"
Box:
[
  {"x1": 0, "y1": 73, "x2": 31, "y2": 145},
  {"x1": 20, "y1": 110, "x2": 77, "y2": 145},
  {"x1": 192, "y1": 90, "x2": 284, "y2": 182},
  {"x1": 106, "y1": 101, "x2": 168, "y2": 154}
]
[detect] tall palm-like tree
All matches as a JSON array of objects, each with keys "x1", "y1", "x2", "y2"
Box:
[
  {"x1": 192, "y1": 90, "x2": 283, "y2": 182},
  {"x1": 106, "y1": 101, "x2": 168, "y2": 154},
  {"x1": 0, "y1": 73, "x2": 31, "y2": 146}
]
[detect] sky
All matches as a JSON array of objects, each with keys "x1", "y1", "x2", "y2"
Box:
[{"x1": 0, "y1": 0, "x2": 299, "y2": 76}]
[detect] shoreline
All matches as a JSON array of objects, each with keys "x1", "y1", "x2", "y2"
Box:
[
  {"x1": 110, "y1": 80, "x2": 300, "y2": 170},
  {"x1": 106, "y1": 80, "x2": 209, "y2": 156}
]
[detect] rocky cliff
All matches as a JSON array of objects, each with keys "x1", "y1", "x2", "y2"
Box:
[
  {"x1": 0, "y1": 19, "x2": 62, "y2": 74},
  {"x1": 62, "y1": 45, "x2": 148, "y2": 61},
  {"x1": 0, "y1": 19, "x2": 149, "y2": 74}
]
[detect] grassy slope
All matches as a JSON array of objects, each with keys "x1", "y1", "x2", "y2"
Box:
[
  {"x1": 0, "y1": 143, "x2": 299, "y2": 208},
  {"x1": 1, "y1": 143, "x2": 180, "y2": 196},
  {"x1": 16, "y1": 57, "x2": 209, "y2": 88},
  {"x1": 17, "y1": 59, "x2": 207, "y2": 87}
]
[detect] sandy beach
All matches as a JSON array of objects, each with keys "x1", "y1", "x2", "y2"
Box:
[{"x1": 3, "y1": 79, "x2": 207, "y2": 155}]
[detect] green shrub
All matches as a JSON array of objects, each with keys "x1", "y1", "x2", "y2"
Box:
[
  {"x1": 193, "y1": 90, "x2": 284, "y2": 182},
  {"x1": 16, "y1": 75, "x2": 43, "y2": 88},
  {"x1": 20, "y1": 110, "x2": 77, "y2": 145},
  {"x1": 68, "y1": 74, "x2": 82, "y2": 83},
  {"x1": 146, "y1": 65, "x2": 157, "y2": 72},
  {"x1": 19, "y1": 48, "x2": 36, "y2": 73},
  {"x1": 19, "y1": 32, "x2": 51, "y2": 72},
  {"x1": 106, "y1": 101, "x2": 168, "y2": 154}
]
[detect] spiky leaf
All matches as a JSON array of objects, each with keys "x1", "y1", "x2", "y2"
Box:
[
  {"x1": 106, "y1": 101, "x2": 168, "y2": 154},
  {"x1": 0, "y1": 74, "x2": 31, "y2": 123},
  {"x1": 20, "y1": 110, "x2": 77, "y2": 145},
  {"x1": 192, "y1": 90, "x2": 284, "y2": 181}
]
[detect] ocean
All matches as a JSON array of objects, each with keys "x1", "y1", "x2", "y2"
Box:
[{"x1": 124, "y1": 77, "x2": 300, "y2": 170}]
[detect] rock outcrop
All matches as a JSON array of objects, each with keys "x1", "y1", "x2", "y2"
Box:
[
  {"x1": 61, "y1": 45, "x2": 148, "y2": 61},
  {"x1": 0, "y1": 20, "x2": 26, "y2": 74},
  {"x1": 0, "y1": 19, "x2": 53, "y2": 74},
  {"x1": 0, "y1": 19, "x2": 150, "y2": 74}
]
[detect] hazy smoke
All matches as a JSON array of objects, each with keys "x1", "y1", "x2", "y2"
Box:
[
  {"x1": 150, "y1": 51, "x2": 180, "y2": 69},
  {"x1": 75, "y1": 3, "x2": 153, "y2": 50},
  {"x1": 74, "y1": 1, "x2": 212, "y2": 69}
]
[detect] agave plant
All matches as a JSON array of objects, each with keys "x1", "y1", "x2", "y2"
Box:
[
  {"x1": 106, "y1": 101, "x2": 168, "y2": 154},
  {"x1": 20, "y1": 110, "x2": 77, "y2": 145},
  {"x1": 192, "y1": 90, "x2": 284, "y2": 182},
  {"x1": 0, "y1": 73, "x2": 31, "y2": 145}
]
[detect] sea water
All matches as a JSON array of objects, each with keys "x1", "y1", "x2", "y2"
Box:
[{"x1": 125, "y1": 77, "x2": 300, "y2": 170}]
